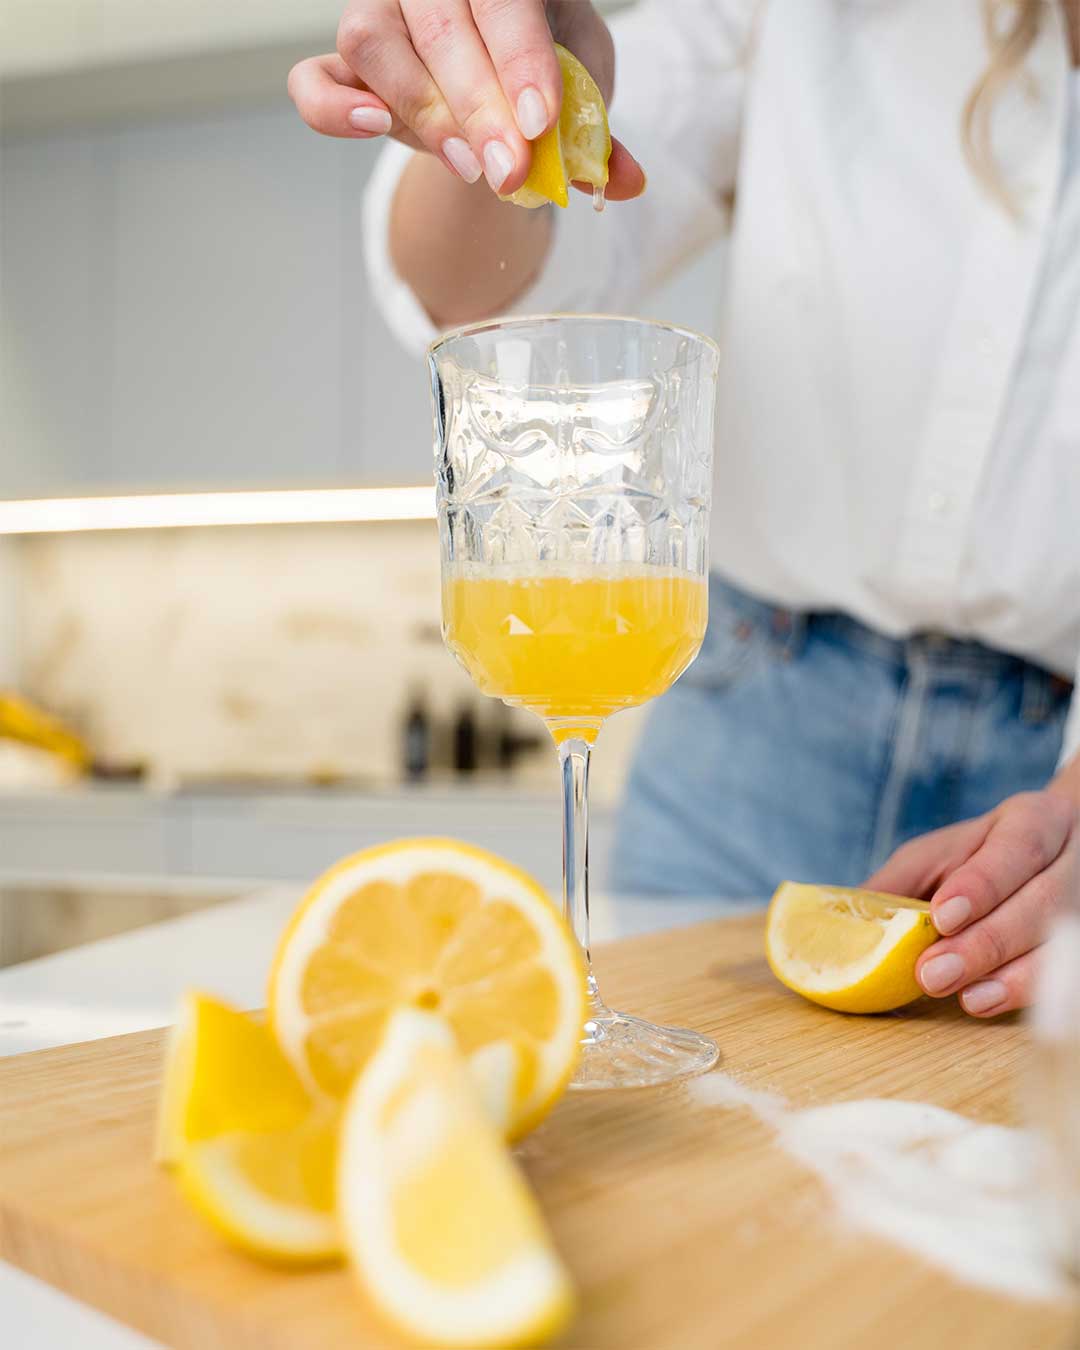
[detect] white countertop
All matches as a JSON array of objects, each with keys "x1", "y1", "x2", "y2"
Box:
[{"x1": 0, "y1": 881, "x2": 754, "y2": 1347}]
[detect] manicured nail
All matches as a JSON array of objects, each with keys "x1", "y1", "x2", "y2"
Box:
[
  {"x1": 934, "y1": 895, "x2": 972, "y2": 935},
  {"x1": 516, "y1": 86, "x2": 548, "y2": 140},
  {"x1": 920, "y1": 951, "x2": 966, "y2": 994},
  {"x1": 483, "y1": 140, "x2": 514, "y2": 191},
  {"x1": 442, "y1": 137, "x2": 482, "y2": 183},
  {"x1": 348, "y1": 106, "x2": 392, "y2": 134},
  {"x1": 962, "y1": 980, "x2": 1007, "y2": 1015}
]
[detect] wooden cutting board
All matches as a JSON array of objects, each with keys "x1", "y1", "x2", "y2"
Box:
[{"x1": 0, "y1": 915, "x2": 1074, "y2": 1350}]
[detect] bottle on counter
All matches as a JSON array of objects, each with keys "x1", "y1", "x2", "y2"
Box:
[
  {"x1": 452, "y1": 703, "x2": 478, "y2": 775},
  {"x1": 401, "y1": 688, "x2": 431, "y2": 782}
]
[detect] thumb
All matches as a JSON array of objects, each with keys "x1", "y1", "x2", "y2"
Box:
[{"x1": 863, "y1": 817, "x2": 991, "y2": 899}]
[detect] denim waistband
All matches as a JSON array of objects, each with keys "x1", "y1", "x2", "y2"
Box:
[{"x1": 709, "y1": 572, "x2": 1075, "y2": 692}]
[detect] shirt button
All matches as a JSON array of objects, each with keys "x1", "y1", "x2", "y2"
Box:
[{"x1": 928, "y1": 490, "x2": 950, "y2": 516}]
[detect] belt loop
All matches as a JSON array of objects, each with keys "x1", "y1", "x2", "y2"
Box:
[{"x1": 1021, "y1": 664, "x2": 1053, "y2": 725}]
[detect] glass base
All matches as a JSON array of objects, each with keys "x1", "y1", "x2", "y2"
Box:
[{"x1": 570, "y1": 1005, "x2": 720, "y2": 1090}]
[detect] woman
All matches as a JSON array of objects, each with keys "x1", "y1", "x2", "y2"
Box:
[{"x1": 289, "y1": 0, "x2": 1080, "y2": 1018}]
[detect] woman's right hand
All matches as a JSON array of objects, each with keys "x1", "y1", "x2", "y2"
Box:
[{"x1": 287, "y1": 0, "x2": 643, "y2": 200}]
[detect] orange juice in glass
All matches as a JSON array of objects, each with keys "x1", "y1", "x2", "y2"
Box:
[{"x1": 442, "y1": 566, "x2": 707, "y2": 743}]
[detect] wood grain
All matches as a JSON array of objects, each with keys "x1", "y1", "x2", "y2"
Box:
[{"x1": 0, "y1": 915, "x2": 1074, "y2": 1350}]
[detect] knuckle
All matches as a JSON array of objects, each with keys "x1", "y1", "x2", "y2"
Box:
[
  {"x1": 472, "y1": 0, "x2": 526, "y2": 22},
  {"x1": 494, "y1": 45, "x2": 545, "y2": 84},
  {"x1": 337, "y1": 11, "x2": 381, "y2": 66},
  {"x1": 408, "y1": 7, "x2": 457, "y2": 59},
  {"x1": 1012, "y1": 822, "x2": 1051, "y2": 870},
  {"x1": 974, "y1": 922, "x2": 1010, "y2": 973}
]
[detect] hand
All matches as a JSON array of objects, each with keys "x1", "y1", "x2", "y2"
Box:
[
  {"x1": 287, "y1": 0, "x2": 644, "y2": 200},
  {"x1": 864, "y1": 789, "x2": 1080, "y2": 1018}
]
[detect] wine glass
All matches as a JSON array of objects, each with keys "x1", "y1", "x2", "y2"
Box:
[{"x1": 429, "y1": 314, "x2": 720, "y2": 1089}]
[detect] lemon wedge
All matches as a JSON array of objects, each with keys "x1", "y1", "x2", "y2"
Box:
[
  {"x1": 268, "y1": 838, "x2": 587, "y2": 1139},
  {"x1": 159, "y1": 991, "x2": 341, "y2": 1263},
  {"x1": 766, "y1": 882, "x2": 937, "y2": 1014},
  {"x1": 504, "y1": 44, "x2": 611, "y2": 209},
  {"x1": 156, "y1": 992, "x2": 307, "y2": 1167},
  {"x1": 339, "y1": 1009, "x2": 575, "y2": 1349}
]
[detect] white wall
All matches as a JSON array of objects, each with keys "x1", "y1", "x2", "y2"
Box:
[{"x1": 0, "y1": 540, "x2": 18, "y2": 685}]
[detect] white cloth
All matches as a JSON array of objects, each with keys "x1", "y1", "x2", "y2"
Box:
[{"x1": 364, "y1": 0, "x2": 1080, "y2": 764}]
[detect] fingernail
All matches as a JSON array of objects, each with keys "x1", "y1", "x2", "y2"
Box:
[
  {"x1": 934, "y1": 895, "x2": 972, "y2": 935},
  {"x1": 482, "y1": 140, "x2": 514, "y2": 191},
  {"x1": 442, "y1": 137, "x2": 482, "y2": 183},
  {"x1": 348, "y1": 106, "x2": 392, "y2": 134},
  {"x1": 920, "y1": 952, "x2": 966, "y2": 994},
  {"x1": 962, "y1": 980, "x2": 1007, "y2": 1015},
  {"x1": 516, "y1": 86, "x2": 549, "y2": 140}
]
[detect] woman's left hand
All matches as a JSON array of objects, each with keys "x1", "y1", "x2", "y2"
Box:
[{"x1": 864, "y1": 788, "x2": 1080, "y2": 1017}]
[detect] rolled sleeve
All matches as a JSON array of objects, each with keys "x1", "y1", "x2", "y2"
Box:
[{"x1": 362, "y1": 141, "x2": 441, "y2": 355}]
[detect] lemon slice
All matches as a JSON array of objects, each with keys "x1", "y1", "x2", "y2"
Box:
[
  {"x1": 504, "y1": 44, "x2": 611, "y2": 209},
  {"x1": 339, "y1": 1009, "x2": 575, "y2": 1348},
  {"x1": 159, "y1": 991, "x2": 341, "y2": 1263},
  {"x1": 268, "y1": 838, "x2": 587, "y2": 1139},
  {"x1": 766, "y1": 882, "x2": 937, "y2": 1014}
]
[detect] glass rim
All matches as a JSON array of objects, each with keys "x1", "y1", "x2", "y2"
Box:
[{"x1": 427, "y1": 311, "x2": 721, "y2": 365}]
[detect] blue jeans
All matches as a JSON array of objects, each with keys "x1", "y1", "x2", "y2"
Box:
[{"x1": 611, "y1": 574, "x2": 1072, "y2": 899}]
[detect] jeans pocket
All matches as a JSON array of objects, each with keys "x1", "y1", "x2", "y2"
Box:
[{"x1": 679, "y1": 597, "x2": 764, "y2": 690}]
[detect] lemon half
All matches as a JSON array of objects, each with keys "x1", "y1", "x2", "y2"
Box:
[
  {"x1": 268, "y1": 838, "x2": 587, "y2": 1138},
  {"x1": 504, "y1": 44, "x2": 611, "y2": 209},
  {"x1": 766, "y1": 882, "x2": 937, "y2": 1014}
]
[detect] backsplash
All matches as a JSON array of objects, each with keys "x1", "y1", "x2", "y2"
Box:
[{"x1": 8, "y1": 523, "x2": 645, "y2": 803}]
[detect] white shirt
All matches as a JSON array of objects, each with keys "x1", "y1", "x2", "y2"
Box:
[{"x1": 364, "y1": 0, "x2": 1080, "y2": 763}]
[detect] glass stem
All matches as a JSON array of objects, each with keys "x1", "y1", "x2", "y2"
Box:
[{"x1": 558, "y1": 736, "x2": 604, "y2": 1011}]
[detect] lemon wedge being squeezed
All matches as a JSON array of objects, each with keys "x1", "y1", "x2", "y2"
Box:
[
  {"x1": 503, "y1": 44, "x2": 611, "y2": 210},
  {"x1": 766, "y1": 882, "x2": 937, "y2": 1014}
]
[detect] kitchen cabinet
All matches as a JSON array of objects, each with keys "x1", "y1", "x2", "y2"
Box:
[
  {"x1": 1, "y1": 110, "x2": 434, "y2": 496},
  {"x1": 0, "y1": 785, "x2": 616, "y2": 896}
]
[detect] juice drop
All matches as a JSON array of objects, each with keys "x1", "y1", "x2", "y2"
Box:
[{"x1": 592, "y1": 184, "x2": 606, "y2": 214}]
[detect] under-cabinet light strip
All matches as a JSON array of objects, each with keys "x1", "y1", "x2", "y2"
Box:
[{"x1": 0, "y1": 487, "x2": 437, "y2": 535}]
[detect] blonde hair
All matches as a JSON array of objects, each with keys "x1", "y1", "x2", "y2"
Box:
[{"x1": 963, "y1": 0, "x2": 1048, "y2": 212}]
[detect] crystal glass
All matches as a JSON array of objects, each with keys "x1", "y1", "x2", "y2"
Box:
[{"x1": 430, "y1": 314, "x2": 721, "y2": 1090}]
